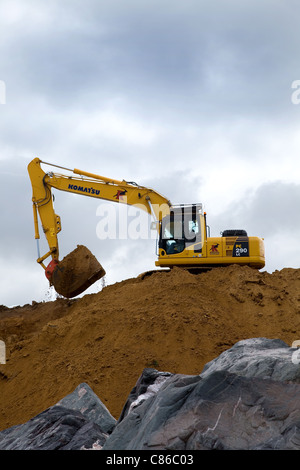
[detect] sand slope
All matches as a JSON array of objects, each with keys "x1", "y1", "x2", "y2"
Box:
[{"x1": 0, "y1": 265, "x2": 299, "y2": 431}]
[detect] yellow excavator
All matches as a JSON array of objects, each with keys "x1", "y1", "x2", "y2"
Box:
[{"x1": 27, "y1": 158, "x2": 265, "y2": 298}]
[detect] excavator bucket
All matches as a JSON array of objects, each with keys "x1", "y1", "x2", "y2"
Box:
[{"x1": 50, "y1": 245, "x2": 106, "y2": 298}]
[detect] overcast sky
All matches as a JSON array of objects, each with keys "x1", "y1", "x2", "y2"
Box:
[{"x1": 1, "y1": 0, "x2": 300, "y2": 306}]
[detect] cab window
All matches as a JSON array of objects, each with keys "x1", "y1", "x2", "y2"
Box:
[{"x1": 159, "y1": 207, "x2": 201, "y2": 254}]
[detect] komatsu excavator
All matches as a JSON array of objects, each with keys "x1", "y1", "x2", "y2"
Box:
[{"x1": 28, "y1": 158, "x2": 265, "y2": 298}]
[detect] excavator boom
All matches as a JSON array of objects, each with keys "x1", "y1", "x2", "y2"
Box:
[{"x1": 27, "y1": 158, "x2": 171, "y2": 297}]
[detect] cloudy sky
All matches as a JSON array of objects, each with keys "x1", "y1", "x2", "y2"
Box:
[{"x1": 0, "y1": 0, "x2": 300, "y2": 306}]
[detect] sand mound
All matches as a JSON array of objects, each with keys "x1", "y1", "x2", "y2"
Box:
[{"x1": 0, "y1": 265, "x2": 299, "y2": 431}]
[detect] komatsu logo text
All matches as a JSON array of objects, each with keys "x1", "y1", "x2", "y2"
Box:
[{"x1": 68, "y1": 183, "x2": 100, "y2": 195}]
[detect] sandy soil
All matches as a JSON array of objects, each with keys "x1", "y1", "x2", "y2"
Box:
[{"x1": 0, "y1": 265, "x2": 299, "y2": 431}]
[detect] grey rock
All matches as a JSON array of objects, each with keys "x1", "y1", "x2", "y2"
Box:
[
  {"x1": 56, "y1": 382, "x2": 116, "y2": 434},
  {"x1": 0, "y1": 406, "x2": 106, "y2": 450},
  {"x1": 103, "y1": 372, "x2": 201, "y2": 450},
  {"x1": 103, "y1": 369, "x2": 300, "y2": 450},
  {"x1": 0, "y1": 382, "x2": 116, "y2": 450},
  {"x1": 2, "y1": 337, "x2": 300, "y2": 450},
  {"x1": 103, "y1": 338, "x2": 300, "y2": 450},
  {"x1": 117, "y1": 368, "x2": 173, "y2": 423},
  {"x1": 201, "y1": 337, "x2": 300, "y2": 382}
]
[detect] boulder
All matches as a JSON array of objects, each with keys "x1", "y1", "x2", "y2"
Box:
[
  {"x1": 0, "y1": 406, "x2": 106, "y2": 450},
  {"x1": 1, "y1": 338, "x2": 300, "y2": 450},
  {"x1": 103, "y1": 368, "x2": 300, "y2": 450},
  {"x1": 56, "y1": 382, "x2": 116, "y2": 435},
  {"x1": 200, "y1": 337, "x2": 300, "y2": 382},
  {"x1": 103, "y1": 337, "x2": 300, "y2": 450},
  {"x1": 117, "y1": 368, "x2": 173, "y2": 423},
  {"x1": 0, "y1": 382, "x2": 116, "y2": 450}
]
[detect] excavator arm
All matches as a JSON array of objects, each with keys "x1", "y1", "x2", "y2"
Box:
[{"x1": 27, "y1": 157, "x2": 171, "y2": 297}]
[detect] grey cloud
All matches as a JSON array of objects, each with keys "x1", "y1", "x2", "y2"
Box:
[
  {"x1": 208, "y1": 180, "x2": 300, "y2": 272},
  {"x1": 2, "y1": 0, "x2": 298, "y2": 119},
  {"x1": 0, "y1": 158, "x2": 34, "y2": 258},
  {"x1": 140, "y1": 170, "x2": 202, "y2": 206},
  {"x1": 0, "y1": 0, "x2": 300, "y2": 306},
  {"x1": 224, "y1": 181, "x2": 300, "y2": 237}
]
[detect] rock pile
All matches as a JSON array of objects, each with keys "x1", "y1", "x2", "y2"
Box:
[{"x1": 1, "y1": 338, "x2": 300, "y2": 450}]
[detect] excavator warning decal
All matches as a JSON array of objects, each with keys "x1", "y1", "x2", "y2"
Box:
[
  {"x1": 210, "y1": 243, "x2": 220, "y2": 255},
  {"x1": 114, "y1": 189, "x2": 127, "y2": 201}
]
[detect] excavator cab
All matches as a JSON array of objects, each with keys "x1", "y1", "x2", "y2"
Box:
[{"x1": 157, "y1": 204, "x2": 204, "y2": 263}]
